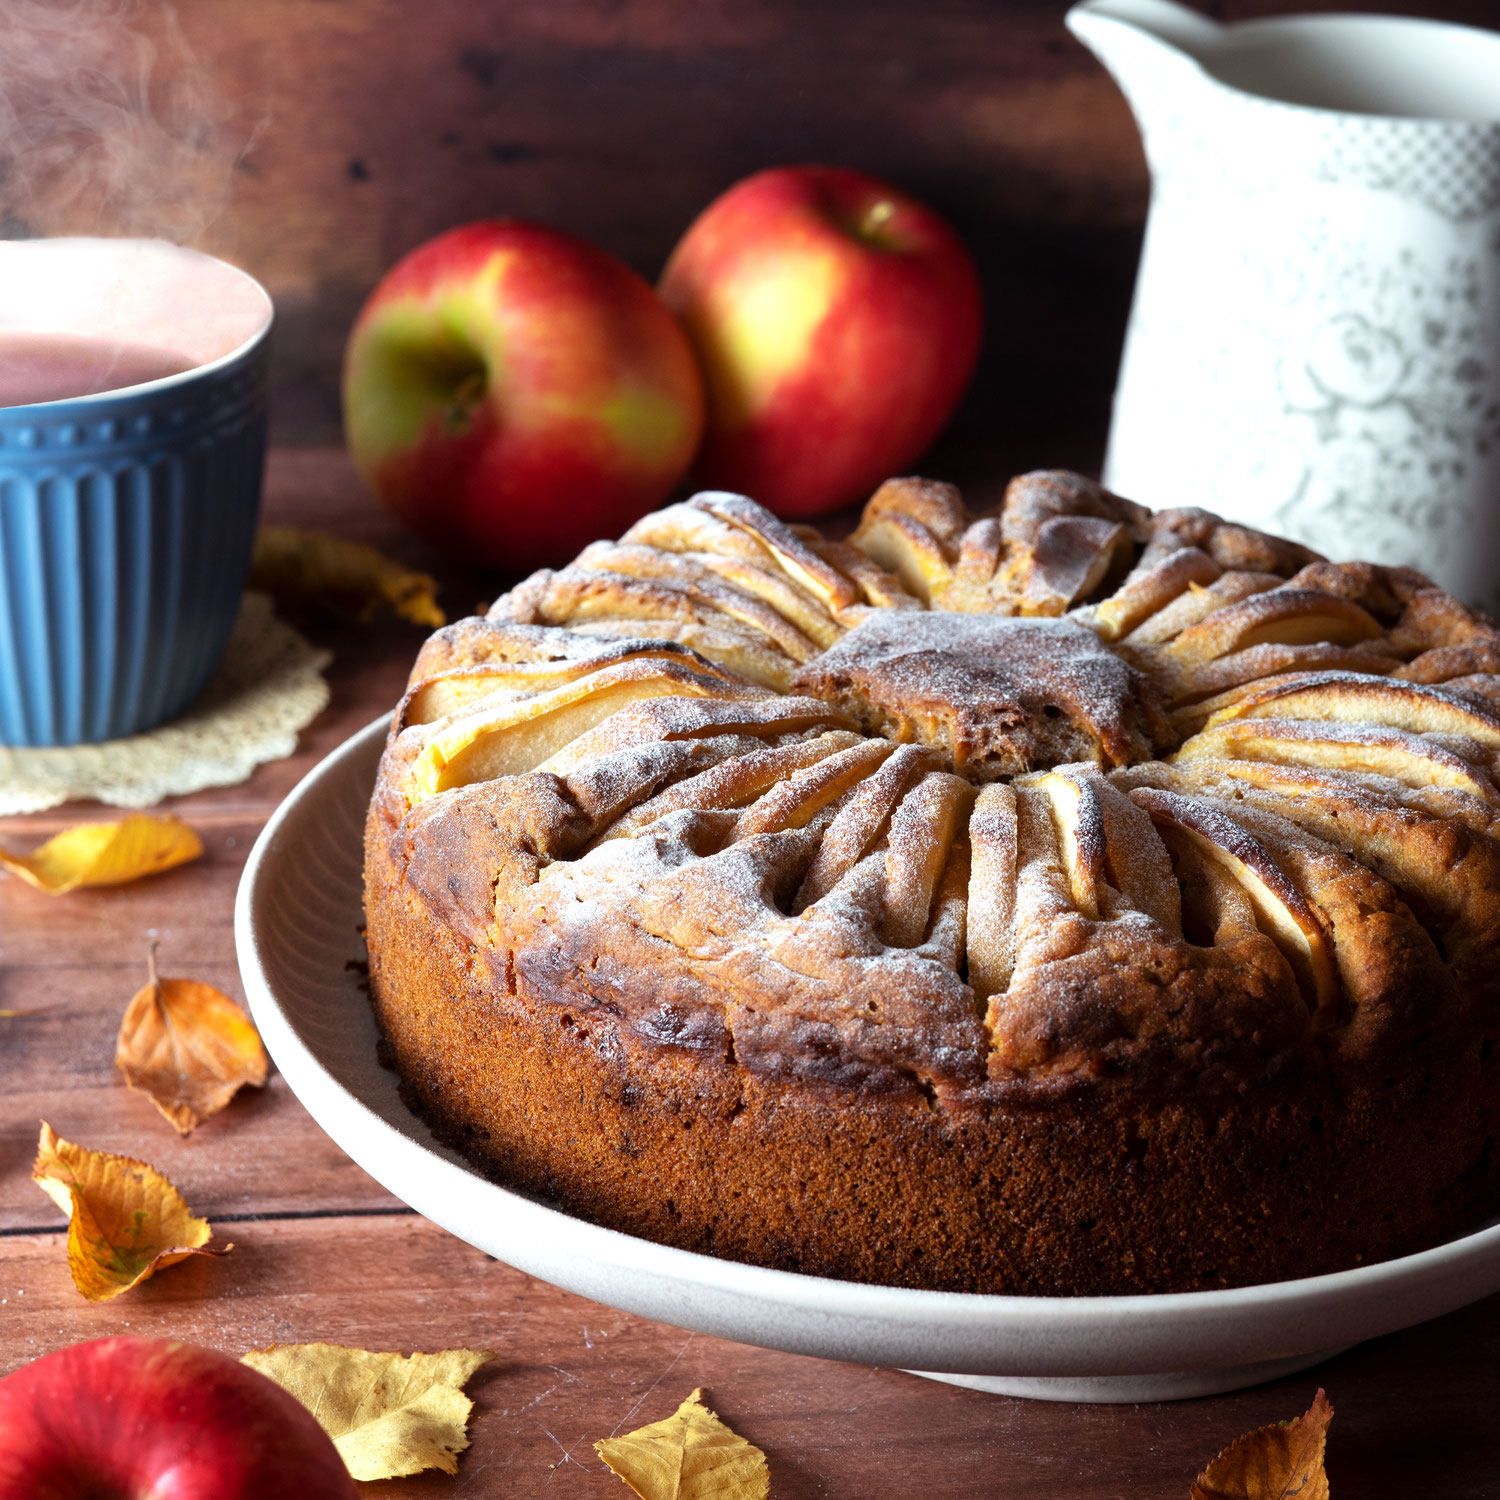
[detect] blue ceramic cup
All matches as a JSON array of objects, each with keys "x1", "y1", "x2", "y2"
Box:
[{"x1": 0, "y1": 238, "x2": 273, "y2": 746}]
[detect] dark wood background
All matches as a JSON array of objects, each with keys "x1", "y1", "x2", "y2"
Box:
[{"x1": 7, "y1": 0, "x2": 1492, "y2": 473}]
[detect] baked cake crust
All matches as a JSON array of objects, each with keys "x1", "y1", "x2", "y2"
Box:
[{"x1": 365, "y1": 471, "x2": 1500, "y2": 1295}]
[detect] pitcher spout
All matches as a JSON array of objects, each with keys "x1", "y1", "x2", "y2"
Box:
[{"x1": 1066, "y1": 0, "x2": 1222, "y2": 121}]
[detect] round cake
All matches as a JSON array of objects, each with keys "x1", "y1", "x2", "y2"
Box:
[{"x1": 365, "y1": 471, "x2": 1500, "y2": 1295}]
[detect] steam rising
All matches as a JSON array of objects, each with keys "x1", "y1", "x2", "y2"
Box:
[{"x1": 0, "y1": 0, "x2": 259, "y2": 246}]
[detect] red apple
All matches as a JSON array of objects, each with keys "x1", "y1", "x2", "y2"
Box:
[
  {"x1": 344, "y1": 220, "x2": 705, "y2": 570},
  {"x1": 659, "y1": 165, "x2": 983, "y2": 519},
  {"x1": 0, "y1": 1336, "x2": 356, "y2": 1499}
]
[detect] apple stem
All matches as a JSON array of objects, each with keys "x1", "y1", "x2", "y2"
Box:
[
  {"x1": 444, "y1": 370, "x2": 487, "y2": 434},
  {"x1": 860, "y1": 200, "x2": 897, "y2": 242}
]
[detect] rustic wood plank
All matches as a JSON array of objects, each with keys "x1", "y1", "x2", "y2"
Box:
[
  {"x1": 0, "y1": 802, "x2": 401, "y2": 1227},
  {"x1": 1, "y1": 1213, "x2": 1496, "y2": 1498}
]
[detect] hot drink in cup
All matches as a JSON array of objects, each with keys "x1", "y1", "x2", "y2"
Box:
[
  {"x1": 0, "y1": 238, "x2": 272, "y2": 746},
  {"x1": 0, "y1": 333, "x2": 195, "y2": 407}
]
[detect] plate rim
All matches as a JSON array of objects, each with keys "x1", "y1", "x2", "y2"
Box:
[{"x1": 235, "y1": 712, "x2": 1500, "y2": 1373}]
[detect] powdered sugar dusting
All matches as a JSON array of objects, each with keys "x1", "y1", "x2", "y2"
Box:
[
  {"x1": 386, "y1": 471, "x2": 1500, "y2": 1094},
  {"x1": 791, "y1": 610, "x2": 1168, "y2": 776}
]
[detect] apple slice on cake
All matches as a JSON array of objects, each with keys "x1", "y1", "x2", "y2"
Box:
[
  {"x1": 734, "y1": 737, "x2": 897, "y2": 839},
  {"x1": 1175, "y1": 717, "x2": 1500, "y2": 801},
  {"x1": 1202, "y1": 671, "x2": 1500, "y2": 746},
  {"x1": 964, "y1": 782, "x2": 1020, "y2": 1001},
  {"x1": 400, "y1": 641, "x2": 749, "y2": 728},
  {"x1": 794, "y1": 743, "x2": 938, "y2": 911},
  {"x1": 881, "y1": 771, "x2": 974, "y2": 948},
  {"x1": 577, "y1": 539, "x2": 843, "y2": 646},
  {"x1": 1120, "y1": 571, "x2": 1283, "y2": 647},
  {"x1": 408, "y1": 658, "x2": 771, "y2": 796},
  {"x1": 1083, "y1": 545, "x2": 1223, "y2": 641},
  {"x1": 598, "y1": 731, "x2": 867, "y2": 844},
  {"x1": 1164, "y1": 589, "x2": 1384, "y2": 666},
  {"x1": 851, "y1": 508, "x2": 956, "y2": 605},
  {"x1": 1033, "y1": 765, "x2": 1182, "y2": 935},
  {"x1": 1129, "y1": 786, "x2": 1339, "y2": 1028}
]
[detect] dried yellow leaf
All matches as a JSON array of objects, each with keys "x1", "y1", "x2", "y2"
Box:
[
  {"x1": 116, "y1": 946, "x2": 268, "y2": 1133},
  {"x1": 251, "y1": 527, "x2": 445, "y2": 628},
  {"x1": 241, "y1": 1343, "x2": 493, "y2": 1481},
  {"x1": 595, "y1": 1388, "x2": 770, "y2": 1500},
  {"x1": 31, "y1": 1122, "x2": 231, "y2": 1302},
  {"x1": 0, "y1": 814, "x2": 202, "y2": 894},
  {"x1": 1190, "y1": 1388, "x2": 1333, "y2": 1500}
]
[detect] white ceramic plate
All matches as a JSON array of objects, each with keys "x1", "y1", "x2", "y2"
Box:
[{"x1": 235, "y1": 715, "x2": 1500, "y2": 1403}]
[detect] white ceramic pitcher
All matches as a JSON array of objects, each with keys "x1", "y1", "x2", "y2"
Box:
[{"x1": 1068, "y1": 0, "x2": 1500, "y2": 609}]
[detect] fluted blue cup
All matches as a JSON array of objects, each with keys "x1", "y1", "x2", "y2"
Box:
[{"x1": 0, "y1": 238, "x2": 273, "y2": 746}]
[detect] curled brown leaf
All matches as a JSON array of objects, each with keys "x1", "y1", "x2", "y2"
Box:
[
  {"x1": 32, "y1": 1122, "x2": 231, "y2": 1302},
  {"x1": 116, "y1": 945, "x2": 268, "y2": 1133},
  {"x1": 251, "y1": 527, "x2": 445, "y2": 627},
  {"x1": 1190, "y1": 1389, "x2": 1333, "y2": 1500}
]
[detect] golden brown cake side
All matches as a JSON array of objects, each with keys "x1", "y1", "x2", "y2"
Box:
[
  {"x1": 365, "y1": 473, "x2": 1500, "y2": 1295},
  {"x1": 365, "y1": 807, "x2": 1498, "y2": 1294}
]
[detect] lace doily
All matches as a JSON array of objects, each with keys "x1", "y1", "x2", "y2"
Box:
[{"x1": 0, "y1": 592, "x2": 331, "y2": 816}]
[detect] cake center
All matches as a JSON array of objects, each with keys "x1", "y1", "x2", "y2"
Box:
[{"x1": 789, "y1": 610, "x2": 1167, "y2": 779}]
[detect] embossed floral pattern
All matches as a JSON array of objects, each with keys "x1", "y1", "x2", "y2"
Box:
[{"x1": 1094, "y1": 46, "x2": 1500, "y2": 609}]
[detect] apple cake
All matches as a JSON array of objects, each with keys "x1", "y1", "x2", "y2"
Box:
[{"x1": 365, "y1": 471, "x2": 1500, "y2": 1295}]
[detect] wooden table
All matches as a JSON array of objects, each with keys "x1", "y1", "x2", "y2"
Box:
[{"x1": 3, "y1": 449, "x2": 1497, "y2": 1498}]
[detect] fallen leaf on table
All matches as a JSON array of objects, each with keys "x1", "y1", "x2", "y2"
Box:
[
  {"x1": 1190, "y1": 1388, "x2": 1333, "y2": 1500},
  {"x1": 251, "y1": 527, "x2": 445, "y2": 627},
  {"x1": 595, "y1": 1387, "x2": 770, "y2": 1500},
  {"x1": 242, "y1": 1343, "x2": 493, "y2": 1480},
  {"x1": 0, "y1": 814, "x2": 202, "y2": 894},
  {"x1": 116, "y1": 944, "x2": 268, "y2": 1133},
  {"x1": 32, "y1": 1122, "x2": 231, "y2": 1302}
]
